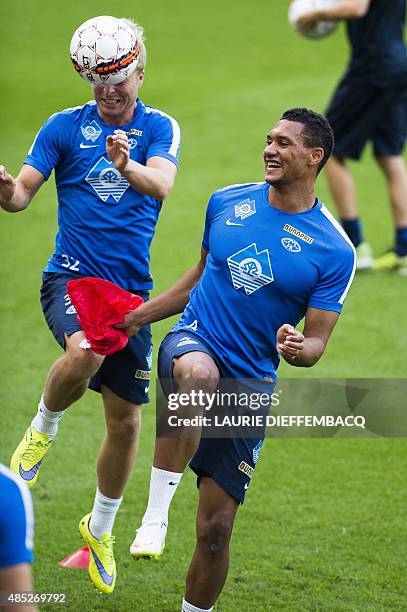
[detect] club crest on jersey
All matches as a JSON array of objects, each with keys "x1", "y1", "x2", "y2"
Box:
[
  {"x1": 81, "y1": 120, "x2": 102, "y2": 142},
  {"x1": 227, "y1": 243, "x2": 274, "y2": 295},
  {"x1": 86, "y1": 157, "x2": 130, "y2": 203},
  {"x1": 234, "y1": 199, "x2": 256, "y2": 220},
  {"x1": 281, "y1": 237, "x2": 301, "y2": 253}
]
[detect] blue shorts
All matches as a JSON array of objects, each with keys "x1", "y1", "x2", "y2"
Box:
[
  {"x1": 40, "y1": 272, "x2": 152, "y2": 405},
  {"x1": 326, "y1": 79, "x2": 407, "y2": 160},
  {"x1": 158, "y1": 331, "x2": 265, "y2": 503}
]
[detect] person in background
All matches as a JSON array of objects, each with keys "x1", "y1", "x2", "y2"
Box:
[{"x1": 296, "y1": 0, "x2": 407, "y2": 272}]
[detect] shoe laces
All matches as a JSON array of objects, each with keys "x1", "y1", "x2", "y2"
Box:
[
  {"x1": 23, "y1": 438, "x2": 50, "y2": 461},
  {"x1": 136, "y1": 520, "x2": 167, "y2": 541},
  {"x1": 100, "y1": 534, "x2": 115, "y2": 562}
]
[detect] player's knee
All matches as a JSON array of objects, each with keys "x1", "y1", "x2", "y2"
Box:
[
  {"x1": 375, "y1": 154, "x2": 404, "y2": 177},
  {"x1": 183, "y1": 362, "x2": 219, "y2": 386},
  {"x1": 106, "y1": 411, "x2": 141, "y2": 440},
  {"x1": 197, "y1": 512, "x2": 234, "y2": 558},
  {"x1": 65, "y1": 348, "x2": 101, "y2": 379}
]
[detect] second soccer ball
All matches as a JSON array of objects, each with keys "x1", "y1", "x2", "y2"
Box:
[{"x1": 289, "y1": 0, "x2": 339, "y2": 40}]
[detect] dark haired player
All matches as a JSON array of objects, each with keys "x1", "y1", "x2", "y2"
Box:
[{"x1": 120, "y1": 108, "x2": 356, "y2": 611}]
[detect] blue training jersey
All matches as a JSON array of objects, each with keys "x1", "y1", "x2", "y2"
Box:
[
  {"x1": 172, "y1": 182, "x2": 356, "y2": 380},
  {"x1": 0, "y1": 464, "x2": 34, "y2": 568},
  {"x1": 24, "y1": 99, "x2": 181, "y2": 290}
]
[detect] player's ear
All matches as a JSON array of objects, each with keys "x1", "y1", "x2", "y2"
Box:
[
  {"x1": 309, "y1": 147, "x2": 324, "y2": 169},
  {"x1": 136, "y1": 70, "x2": 145, "y2": 87}
]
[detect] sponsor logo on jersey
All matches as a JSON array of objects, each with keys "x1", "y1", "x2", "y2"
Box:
[
  {"x1": 176, "y1": 337, "x2": 199, "y2": 348},
  {"x1": 81, "y1": 120, "x2": 102, "y2": 142},
  {"x1": 86, "y1": 157, "x2": 130, "y2": 203},
  {"x1": 281, "y1": 237, "x2": 301, "y2": 253},
  {"x1": 252, "y1": 440, "x2": 264, "y2": 465},
  {"x1": 227, "y1": 243, "x2": 274, "y2": 295},
  {"x1": 128, "y1": 138, "x2": 137, "y2": 150},
  {"x1": 226, "y1": 219, "x2": 244, "y2": 227},
  {"x1": 238, "y1": 461, "x2": 253, "y2": 478},
  {"x1": 234, "y1": 199, "x2": 256, "y2": 220},
  {"x1": 283, "y1": 223, "x2": 314, "y2": 244},
  {"x1": 80, "y1": 142, "x2": 99, "y2": 149},
  {"x1": 135, "y1": 369, "x2": 151, "y2": 380}
]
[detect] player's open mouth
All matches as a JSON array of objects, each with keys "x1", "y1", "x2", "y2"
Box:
[
  {"x1": 102, "y1": 98, "x2": 121, "y2": 106},
  {"x1": 266, "y1": 161, "x2": 282, "y2": 169}
]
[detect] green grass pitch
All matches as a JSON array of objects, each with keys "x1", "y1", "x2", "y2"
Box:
[{"x1": 1, "y1": 1, "x2": 406, "y2": 610}]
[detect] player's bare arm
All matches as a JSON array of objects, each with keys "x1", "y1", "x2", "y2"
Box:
[
  {"x1": 277, "y1": 307, "x2": 339, "y2": 367},
  {"x1": 119, "y1": 248, "x2": 208, "y2": 336},
  {"x1": 0, "y1": 564, "x2": 37, "y2": 611},
  {"x1": 106, "y1": 129, "x2": 177, "y2": 200},
  {"x1": 295, "y1": 0, "x2": 371, "y2": 29},
  {"x1": 0, "y1": 165, "x2": 44, "y2": 212}
]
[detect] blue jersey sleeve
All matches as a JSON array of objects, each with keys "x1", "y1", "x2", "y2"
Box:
[
  {"x1": 24, "y1": 112, "x2": 69, "y2": 180},
  {"x1": 308, "y1": 245, "x2": 356, "y2": 313},
  {"x1": 146, "y1": 110, "x2": 181, "y2": 167},
  {"x1": 202, "y1": 192, "x2": 220, "y2": 252},
  {"x1": 0, "y1": 469, "x2": 34, "y2": 568}
]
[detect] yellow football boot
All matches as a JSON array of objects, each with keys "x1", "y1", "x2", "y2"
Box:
[
  {"x1": 79, "y1": 513, "x2": 116, "y2": 594},
  {"x1": 372, "y1": 251, "x2": 407, "y2": 275},
  {"x1": 10, "y1": 427, "x2": 53, "y2": 488}
]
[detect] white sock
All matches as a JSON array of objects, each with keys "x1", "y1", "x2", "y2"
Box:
[
  {"x1": 31, "y1": 395, "x2": 65, "y2": 439},
  {"x1": 142, "y1": 466, "x2": 183, "y2": 525},
  {"x1": 182, "y1": 599, "x2": 213, "y2": 612},
  {"x1": 89, "y1": 488, "x2": 122, "y2": 540}
]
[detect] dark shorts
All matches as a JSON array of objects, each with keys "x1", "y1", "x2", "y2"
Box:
[
  {"x1": 40, "y1": 272, "x2": 152, "y2": 405},
  {"x1": 326, "y1": 78, "x2": 407, "y2": 160},
  {"x1": 158, "y1": 330, "x2": 266, "y2": 503}
]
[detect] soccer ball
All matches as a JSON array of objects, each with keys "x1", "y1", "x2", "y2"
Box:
[
  {"x1": 289, "y1": 0, "x2": 339, "y2": 40},
  {"x1": 70, "y1": 16, "x2": 140, "y2": 85}
]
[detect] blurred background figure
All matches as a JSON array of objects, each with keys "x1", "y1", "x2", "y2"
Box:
[
  {"x1": 295, "y1": 0, "x2": 407, "y2": 273},
  {"x1": 0, "y1": 464, "x2": 37, "y2": 612}
]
